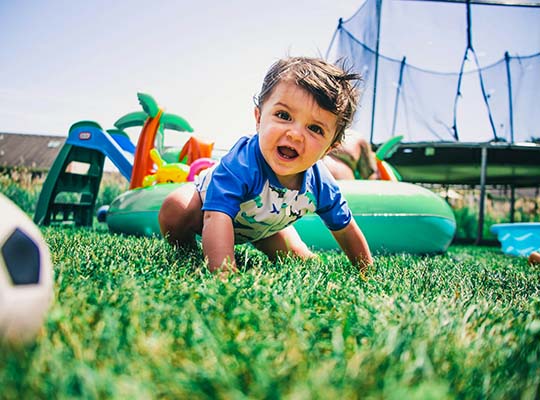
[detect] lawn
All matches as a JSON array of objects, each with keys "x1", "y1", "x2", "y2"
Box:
[{"x1": 1, "y1": 226, "x2": 539, "y2": 399}]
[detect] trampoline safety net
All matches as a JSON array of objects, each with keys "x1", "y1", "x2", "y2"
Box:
[{"x1": 326, "y1": 0, "x2": 540, "y2": 144}]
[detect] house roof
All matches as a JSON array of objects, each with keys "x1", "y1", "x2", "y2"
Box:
[{"x1": 0, "y1": 132, "x2": 66, "y2": 172}]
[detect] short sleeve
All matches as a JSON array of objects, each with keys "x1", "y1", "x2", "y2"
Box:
[
  {"x1": 199, "y1": 137, "x2": 258, "y2": 219},
  {"x1": 313, "y1": 162, "x2": 352, "y2": 231}
]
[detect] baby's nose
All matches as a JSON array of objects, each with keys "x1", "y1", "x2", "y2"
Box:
[{"x1": 286, "y1": 125, "x2": 304, "y2": 141}]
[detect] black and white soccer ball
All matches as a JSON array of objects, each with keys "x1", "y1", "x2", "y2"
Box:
[{"x1": 0, "y1": 193, "x2": 54, "y2": 343}]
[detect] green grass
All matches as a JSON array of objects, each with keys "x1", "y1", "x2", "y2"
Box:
[{"x1": 1, "y1": 226, "x2": 540, "y2": 399}]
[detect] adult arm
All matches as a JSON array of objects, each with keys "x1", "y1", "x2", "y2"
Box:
[
  {"x1": 331, "y1": 219, "x2": 373, "y2": 274},
  {"x1": 202, "y1": 211, "x2": 237, "y2": 273}
]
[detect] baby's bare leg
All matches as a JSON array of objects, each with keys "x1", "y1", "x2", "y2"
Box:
[
  {"x1": 158, "y1": 183, "x2": 203, "y2": 247},
  {"x1": 323, "y1": 155, "x2": 356, "y2": 180},
  {"x1": 253, "y1": 225, "x2": 316, "y2": 261}
]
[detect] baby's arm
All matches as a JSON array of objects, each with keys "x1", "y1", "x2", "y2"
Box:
[
  {"x1": 202, "y1": 211, "x2": 237, "y2": 273},
  {"x1": 331, "y1": 219, "x2": 373, "y2": 274}
]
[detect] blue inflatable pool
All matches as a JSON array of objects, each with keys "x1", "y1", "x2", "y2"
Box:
[{"x1": 490, "y1": 222, "x2": 540, "y2": 256}]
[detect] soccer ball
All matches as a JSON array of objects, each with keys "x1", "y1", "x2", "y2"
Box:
[{"x1": 0, "y1": 193, "x2": 54, "y2": 343}]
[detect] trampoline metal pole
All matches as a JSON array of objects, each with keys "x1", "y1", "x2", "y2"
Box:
[{"x1": 476, "y1": 145, "x2": 488, "y2": 244}]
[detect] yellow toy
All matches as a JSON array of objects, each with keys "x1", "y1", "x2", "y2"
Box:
[{"x1": 142, "y1": 148, "x2": 190, "y2": 187}]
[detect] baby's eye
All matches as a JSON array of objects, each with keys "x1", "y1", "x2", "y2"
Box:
[
  {"x1": 308, "y1": 124, "x2": 324, "y2": 136},
  {"x1": 276, "y1": 111, "x2": 291, "y2": 121}
]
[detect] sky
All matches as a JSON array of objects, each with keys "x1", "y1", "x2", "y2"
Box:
[{"x1": 0, "y1": 1, "x2": 361, "y2": 150}]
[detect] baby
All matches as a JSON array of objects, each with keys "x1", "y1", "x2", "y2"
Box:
[{"x1": 159, "y1": 57, "x2": 373, "y2": 273}]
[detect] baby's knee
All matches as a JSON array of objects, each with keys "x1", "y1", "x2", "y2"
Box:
[
  {"x1": 158, "y1": 191, "x2": 189, "y2": 238},
  {"x1": 159, "y1": 186, "x2": 203, "y2": 245},
  {"x1": 276, "y1": 236, "x2": 315, "y2": 260},
  {"x1": 158, "y1": 194, "x2": 178, "y2": 231}
]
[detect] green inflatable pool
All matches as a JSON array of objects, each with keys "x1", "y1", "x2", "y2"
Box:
[{"x1": 106, "y1": 180, "x2": 456, "y2": 254}]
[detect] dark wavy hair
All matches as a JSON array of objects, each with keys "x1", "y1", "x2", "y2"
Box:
[{"x1": 254, "y1": 57, "x2": 361, "y2": 145}]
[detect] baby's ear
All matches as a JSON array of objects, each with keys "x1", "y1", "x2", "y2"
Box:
[
  {"x1": 325, "y1": 141, "x2": 340, "y2": 155},
  {"x1": 254, "y1": 106, "x2": 261, "y2": 130}
]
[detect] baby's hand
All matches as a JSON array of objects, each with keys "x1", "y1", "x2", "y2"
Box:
[{"x1": 216, "y1": 263, "x2": 238, "y2": 281}]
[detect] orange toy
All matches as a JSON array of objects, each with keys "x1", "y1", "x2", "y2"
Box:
[
  {"x1": 376, "y1": 159, "x2": 399, "y2": 181},
  {"x1": 130, "y1": 109, "x2": 163, "y2": 189},
  {"x1": 375, "y1": 135, "x2": 403, "y2": 181},
  {"x1": 178, "y1": 136, "x2": 214, "y2": 165}
]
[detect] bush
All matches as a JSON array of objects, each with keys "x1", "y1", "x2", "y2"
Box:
[
  {"x1": 95, "y1": 172, "x2": 128, "y2": 210},
  {"x1": 453, "y1": 207, "x2": 478, "y2": 240},
  {"x1": 0, "y1": 170, "x2": 41, "y2": 215},
  {"x1": 0, "y1": 170, "x2": 128, "y2": 218},
  {"x1": 95, "y1": 180, "x2": 127, "y2": 210}
]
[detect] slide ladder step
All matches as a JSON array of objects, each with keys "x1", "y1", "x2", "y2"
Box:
[{"x1": 34, "y1": 144, "x2": 105, "y2": 227}]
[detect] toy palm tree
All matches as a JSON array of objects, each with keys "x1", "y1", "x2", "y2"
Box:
[{"x1": 114, "y1": 93, "x2": 194, "y2": 189}]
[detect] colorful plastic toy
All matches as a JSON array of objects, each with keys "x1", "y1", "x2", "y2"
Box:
[
  {"x1": 178, "y1": 136, "x2": 214, "y2": 165},
  {"x1": 142, "y1": 149, "x2": 190, "y2": 187},
  {"x1": 114, "y1": 93, "x2": 194, "y2": 190},
  {"x1": 35, "y1": 93, "x2": 202, "y2": 227},
  {"x1": 34, "y1": 121, "x2": 133, "y2": 227},
  {"x1": 375, "y1": 135, "x2": 403, "y2": 181},
  {"x1": 187, "y1": 157, "x2": 216, "y2": 182}
]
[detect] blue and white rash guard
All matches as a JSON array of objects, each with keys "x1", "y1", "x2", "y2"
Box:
[{"x1": 195, "y1": 134, "x2": 352, "y2": 243}]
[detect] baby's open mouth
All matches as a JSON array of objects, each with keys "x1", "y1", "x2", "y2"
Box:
[{"x1": 278, "y1": 146, "x2": 298, "y2": 159}]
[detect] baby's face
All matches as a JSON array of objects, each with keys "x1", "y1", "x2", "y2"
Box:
[{"x1": 255, "y1": 81, "x2": 338, "y2": 190}]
